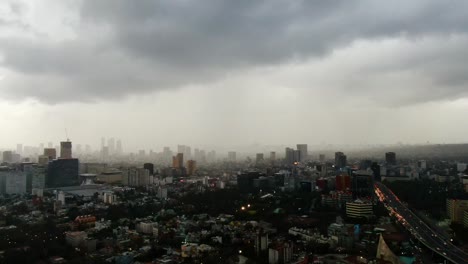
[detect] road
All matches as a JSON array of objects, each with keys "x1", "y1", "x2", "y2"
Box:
[{"x1": 375, "y1": 182, "x2": 468, "y2": 264}]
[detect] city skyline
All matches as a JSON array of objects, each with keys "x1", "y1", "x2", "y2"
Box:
[{"x1": 1, "y1": 1, "x2": 468, "y2": 149}]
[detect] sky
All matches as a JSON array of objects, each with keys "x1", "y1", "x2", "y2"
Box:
[{"x1": 1, "y1": 0, "x2": 468, "y2": 152}]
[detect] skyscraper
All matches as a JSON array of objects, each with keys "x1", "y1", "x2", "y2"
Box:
[
  {"x1": 2, "y1": 151, "x2": 13, "y2": 163},
  {"x1": 256, "y1": 153, "x2": 264, "y2": 163},
  {"x1": 186, "y1": 160, "x2": 197, "y2": 176},
  {"x1": 296, "y1": 144, "x2": 308, "y2": 162},
  {"x1": 385, "y1": 152, "x2": 396, "y2": 166},
  {"x1": 143, "y1": 163, "x2": 154, "y2": 175},
  {"x1": 46, "y1": 159, "x2": 79, "y2": 187},
  {"x1": 43, "y1": 148, "x2": 57, "y2": 160},
  {"x1": 16, "y1": 144, "x2": 23, "y2": 156},
  {"x1": 60, "y1": 141, "x2": 72, "y2": 159},
  {"x1": 270, "y1": 151, "x2": 276, "y2": 161},
  {"x1": 335, "y1": 152, "x2": 347, "y2": 169},
  {"x1": 285, "y1": 147, "x2": 295, "y2": 165},
  {"x1": 172, "y1": 153, "x2": 184, "y2": 169}
]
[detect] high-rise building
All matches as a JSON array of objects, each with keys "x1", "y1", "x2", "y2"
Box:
[
  {"x1": 172, "y1": 153, "x2": 184, "y2": 169},
  {"x1": 336, "y1": 174, "x2": 351, "y2": 191},
  {"x1": 296, "y1": 144, "x2": 308, "y2": 162},
  {"x1": 270, "y1": 152, "x2": 276, "y2": 161},
  {"x1": 46, "y1": 159, "x2": 79, "y2": 188},
  {"x1": 16, "y1": 144, "x2": 23, "y2": 156},
  {"x1": 351, "y1": 170, "x2": 374, "y2": 199},
  {"x1": 143, "y1": 163, "x2": 154, "y2": 175},
  {"x1": 447, "y1": 199, "x2": 468, "y2": 223},
  {"x1": 44, "y1": 148, "x2": 57, "y2": 160},
  {"x1": 371, "y1": 162, "x2": 381, "y2": 182},
  {"x1": 60, "y1": 141, "x2": 73, "y2": 159},
  {"x1": 186, "y1": 160, "x2": 197, "y2": 176},
  {"x1": 385, "y1": 152, "x2": 396, "y2": 166},
  {"x1": 0, "y1": 166, "x2": 26, "y2": 194},
  {"x1": 2, "y1": 151, "x2": 13, "y2": 163},
  {"x1": 256, "y1": 153, "x2": 264, "y2": 163},
  {"x1": 228, "y1": 151, "x2": 236, "y2": 162},
  {"x1": 122, "y1": 167, "x2": 150, "y2": 186},
  {"x1": 335, "y1": 152, "x2": 347, "y2": 169},
  {"x1": 346, "y1": 200, "x2": 374, "y2": 218},
  {"x1": 285, "y1": 148, "x2": 295, "y2": 165}
]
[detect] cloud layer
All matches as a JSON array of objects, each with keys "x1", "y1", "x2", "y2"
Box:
[{"x1": 1, "y1": 0, "x2": 468, "y2": 104}]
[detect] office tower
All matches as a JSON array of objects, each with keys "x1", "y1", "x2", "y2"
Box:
[
  {"x1": 256, "y1": 153, "x2": 264, "y2": 163},
  {"x1": 296, "y1": 144, "x2": 308, "y2": 162},
  {"x1": 102, "y1": 146, "x2": 109, "y2": 158},
  {"x1": 38, "y1": 155, "x2": 49, "y2": 165},
  {"x1": 186, "y1": 160, "x2": 197, "y2": 176},
  {"x1": 237, "y1": 172, "x2": 262, "y2": 193},
  {"x1": 48, "y1": 142, "x2": 53, "y2": 148},
  {"x1": 116, "y1": 139, "x2": 122, "y2": 154},
  {"x1": 270, "y1": 152, "x2": 276, "y2": 161},
  {"x1": 85, "y1": 145, "x2": 91, "y2": 153},
  {"x1": 43, "y1": 148, "x2": 57, "y2": 160},
  {"x1": 371, "y1": 162, "x2": 381, "y2": 182},
  {"x1": 335, "y1": 152, "x2": 347, "y2": 168},
  {"x1": 143, "y1": 163, "x2": 154, "y2": 175},
  {"x1": 101, "y1": 137, "x2": 105, "y2": 150},
  {"x1": 16, "y1": 144, "x2": 23, "y2": 156},
  {"x1": 46, "y1": 159, "x2": 79, "y2": 187},
  {"x1": 228, "y1": 151, "x2": 236, "y2": 162},
  {"x1": 0, "y1": 167, "x2": 26, "y2": 194},
  {"x1": 122, "y1": 167, "x2": 150, "y2": 187},
  {"x1": 293, "y1": 150, "x2": 302, "y2": 163},
  {"x1": 184, "y1": 146, "x2": 191, "y2": 160},
  {"x1": 385, "y1": 152, "x2": 396, "y2": 165},
  {"x1": 285, "y1": 147, "x2": 295, "y2": 164},
  {"x1": 60, "y1": 141, "x2": 73, "y2": 159},
  {"x1": 336, "y1": 174, "x2": 351, "y2": 191},
  {"x1": 39, "y1": 143, "x2": 44, "y2": 154},
  {"x1": 172, "y1": 153, "x2": 184, "y2": 169},
  {"x1": 2, "y1": 151, "x2": 13, "y2": 163},
  {"x1": 446, "y1": 199, "x2": 468, "y2": 223},
  {"x1": 351, "y1": 170, "x2": 374, "y2": 199},
  {"x1": 108, "y1": 138, "x2": 115, "y2": 155},
  {"x1": 138, "y1": 150, "x2": 146, "y2": 157},
  {"x1": 346, "y1": 200, "x2": 373, "y2": 218}
]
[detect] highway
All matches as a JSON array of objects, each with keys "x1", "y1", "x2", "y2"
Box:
[{"x1": 375, "y1": 182, "x2": 468, "y2": 264}]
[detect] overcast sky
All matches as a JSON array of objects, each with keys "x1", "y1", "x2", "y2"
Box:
[{"x1": 1, "y1": 0, "x2": 468, "y2": 151}]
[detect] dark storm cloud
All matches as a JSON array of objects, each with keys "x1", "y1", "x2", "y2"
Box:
[{"x1": 1, "y1": 0, "x2": 468, "y2": 103}]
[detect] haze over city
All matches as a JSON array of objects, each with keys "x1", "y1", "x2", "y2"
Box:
[{"x1": 1, "y1": 0, "x2": 468, "y2": 150}]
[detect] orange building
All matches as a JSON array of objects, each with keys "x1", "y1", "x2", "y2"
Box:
[
  {"x1": 187, "y1": 160, "x2": 197, "y2": 176},
  {"x1": 172, "y1": 153, "x2": 184, "y2": 169}
]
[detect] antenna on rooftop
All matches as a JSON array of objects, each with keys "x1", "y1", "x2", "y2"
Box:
[{"x1": 65, "y1": 128, "x2": 69, "y2": 141}]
